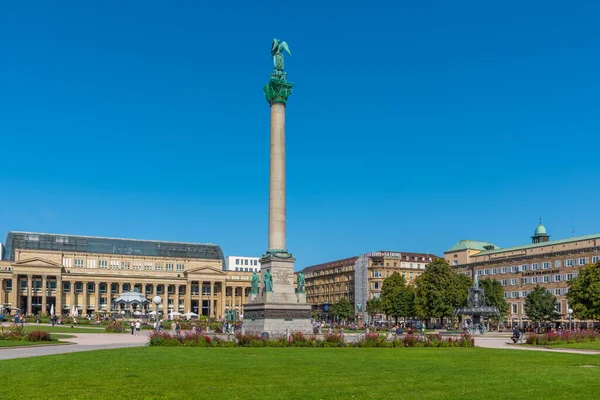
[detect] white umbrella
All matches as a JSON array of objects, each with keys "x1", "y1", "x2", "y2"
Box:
[
  {"x1": 184, "y1": 312, "x2": 198, "y2": 318},
  {"x1": 71, "y1": 305, "x2": 75, "y2": 316},
  {"x1": 50, "y1": 304, "x2": 54, "y2": 316},
  {"x1": 148, "y1": 310, "x2": 157, "y2": 315},
  {"x1": 133, "y1": 311, "x2": 142, "y2": 316},
  {"x1": 74, "y1": 307, "x2": 79, "y2": 317}
]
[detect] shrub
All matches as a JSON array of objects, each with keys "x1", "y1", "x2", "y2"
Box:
[
  {"x1": 149, "y1": 331, "x2": 180, "y2": 347},
  {"x1": 236, "y1": 333, "x2": 264, "y2": 347},
  {"x1": 105, "y1": 321, "x2": 125, "y2": 333},
  {"x1": 0, "y1": 325, "x2": 26, "y2": 341},
  {"x1": 525, "y1": 330, "x2": 599, "y2": 346},
  {"x1": 27, "y1": 331, "x2": 53, "y2": 342}
]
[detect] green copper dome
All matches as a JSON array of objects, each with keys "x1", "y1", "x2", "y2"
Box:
[{"x1": 534, "y1": 223, "x2": 547, "y2": 236}]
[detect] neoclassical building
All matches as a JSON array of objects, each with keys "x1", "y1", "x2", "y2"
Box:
[
  {"x1": 445, "y1": 223, "x2": 600, "y2": 324},
  {"x1": 0, "y1": 232, "x2": 252, "y2": 319}
]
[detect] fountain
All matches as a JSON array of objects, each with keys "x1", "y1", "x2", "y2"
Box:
[{"x1": 454, "y1": 275, "x2": 499, "y2": 334}]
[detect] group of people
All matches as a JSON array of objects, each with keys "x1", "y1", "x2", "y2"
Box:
[{"x1": 129, "y1": 320, "x2": 141, "y2": 335}]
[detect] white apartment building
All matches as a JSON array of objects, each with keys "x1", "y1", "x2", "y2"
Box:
[{"x1": 225, "y1": 256, "x2": 261, "y2": 272}]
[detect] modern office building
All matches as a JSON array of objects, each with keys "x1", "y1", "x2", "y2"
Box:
[
  {"x1": 225, "y1": 256, "x2": 261, "y2": 272},
  {"x1": 445, "y1": 223, "x2": 600, "y2": 324},
  {"x1": 302, "y1": 251, "x2": 437, "y2": 320},
  {"x1": 0, "y1": 231, "x2": 252, "y2": 318}
]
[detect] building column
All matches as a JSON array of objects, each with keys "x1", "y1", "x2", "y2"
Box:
[
  {"x1": 174, "y1": 285, "x2": 180, "y2": 313},
  {"x1": 0, "y1": 278, "x2": 4, "y2": 306},
  {"x1": 209, "y1": 280, "x2": 215, "y2": 317},
  {"x1": 231, "y1": 286, "x2": 236, "y2": 314},
  {"x1": 41, "y1": 274, "x2": 48, "y2": 315},
  {"x1": 81, "y1": 281, "x2": 88, "y2": 316},
  {"x1": 95, "y1": 282, "x2": 100, "y2": 314},
  {"x1": 241, "y1": 286, "x2": 246, "y2": 316},
  {"x1": 119, "y1": 282, "x2": 124, "y2": 294},
  {"x1": 10, "y1": 275, "x2": 18, "y2": 310},
  {"x1": 70, "y1": 281, "x2": 76, "y2": 314},
  {"x1": 184, "y1": 281, "x2": 191, "y2": 313},
  {"x1": 153, "y1": 284, "x2": 158, "y2": 296},
  {"x1": 26, "y1": 274, "x2": 33, "y2": 315},
  {"x1": 220, "y1": 282, "x2": 226, "y2": 319},
  {"x1": 163, "y1": 285, "x2": 169, "y2": 317},
  {"x1": 55, "y1": 275, "x2": 62, "y2": 316}
]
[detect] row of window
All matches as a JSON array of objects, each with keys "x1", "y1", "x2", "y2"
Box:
[
  {"x1": 234, "y1": 267, "x2": 259, "y2": 272},
  {"x1": 500, "y1": 273, "x2": 578, "y2": 286},
  {"x1": 504, "y1": 287, "x2": 569, "y2": 299},
  {"x1": 476, "y1": 257, "x2": 598, "y2": 277},
  {"x1": 234, "y1": 258, "x2": 259, "y2": 266},
  {"x1": 65, "y1": 258, "x2": 187, "y2": 272}
]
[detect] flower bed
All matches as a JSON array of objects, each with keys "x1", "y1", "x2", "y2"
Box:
[
  {"x1": 148, "y1": 331, "x2": 475, "y2": 348},
  {"x1": 525, "y1": 330, "x2": 600, "y2": 346},
  {"x1": 0, "y1": 326, "x2": 55, "y2": 343}
]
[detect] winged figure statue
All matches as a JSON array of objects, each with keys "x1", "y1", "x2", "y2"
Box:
[{"x1": 271, "y1": 38, "x2": 291, "y2": 80}]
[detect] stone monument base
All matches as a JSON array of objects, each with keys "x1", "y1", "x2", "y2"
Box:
[{"x1": 243, "y1": 302, "x2": 313, "y2": 336}]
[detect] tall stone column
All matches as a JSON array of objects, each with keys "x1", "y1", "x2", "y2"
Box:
[
  {"x1": 241, "y1": 287, "x2": 246, "y2": 316},
  {"x1": 231, "y1": 286, "x2": 236, "y2": 312},
  {"x1": 41, "y1": 275, "x2": 47, "y2": 315},
  {"x1": 0, "y1": 278, "x2": 4, "y2": 306},
  {"x1": 174, "y1": 285, "x2": 180, "y2": 314},
  {"x1": 243, "y1": 40, "x2": 312, "y2": 335},
  {"x1": 26, "y1": 274, "x2": 33, "y2": 315}
]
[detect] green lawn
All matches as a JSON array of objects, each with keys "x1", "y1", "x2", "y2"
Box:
[
  {"x1": 0, "y1": 340, "x2": 65, "y2": 348},
  {"x1": 550, "y1": 341, "x2": 600, "y2": 350},
  {"x1": 15, "y1": 325, "x2": 105, "y2": 334},
  {"x1": 0, "y1": 348, "x2": 598, "y2": 399}
]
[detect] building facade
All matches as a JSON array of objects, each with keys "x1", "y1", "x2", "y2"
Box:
[
  {"x1": 445, "y1": 223, "x2": 600, "y2": 324},
  {"x1": 0, "y1": 232, "x2": 252, "y2": 319},
  {"x1": 225, "y1": 256, "x2": 261, "y2": 273},
  {"x1": 302, "y1": 251, "x2": 437, "y2": 319}
]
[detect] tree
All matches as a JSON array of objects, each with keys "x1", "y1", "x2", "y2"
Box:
[
  {"x1": 524, "y1": 285, "x2": 560, "y2": 329},
  {"x1": 414, "y1": 258, "x2": 470, "y2": 323},
  {"x1": 479, "y1": 278, "x2": 509, "y2": 318},
  {"x1": 331, "y1": 297, "x2": 354, "y2": 322},
  {"x1": 566, "y1": 260, "x2": 600, "y2": 321},
  {"x1": 380, "y1": 273, "x2": 414, "y2": 324},
  {"x1": 365, "y1": 296, "x2": 382, "y2": 323}
]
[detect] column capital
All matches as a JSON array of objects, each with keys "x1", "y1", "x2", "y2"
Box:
[{"x1": 264, "y1": 78, "x2": 293, "y2": 105}]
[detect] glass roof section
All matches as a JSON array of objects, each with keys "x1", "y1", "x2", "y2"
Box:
[{"x1": 4, "y1": 231, "x2": 225, "y2": 265}]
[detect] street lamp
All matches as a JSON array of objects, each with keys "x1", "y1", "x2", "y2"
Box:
[
  {"x1": 153, "y1": 295, "x2": 162, "y2": 331},
  {"x1": 120, "y1": 310, "x2": 125, "y2": 333},
  {"x1": 568, "y1": 308, "x2": 573, "y2": 331}
]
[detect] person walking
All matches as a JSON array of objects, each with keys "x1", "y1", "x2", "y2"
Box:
[
  {"x1": 130, "y1": 321, "x2": 135, "y2": 335},
  {"x1": 135, "y1": 320, "x2": 141, "y2": 336}
]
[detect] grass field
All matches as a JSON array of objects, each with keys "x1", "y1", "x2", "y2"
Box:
[
  {"x1": 0, "y1": 334, "x2": 75, "y2": 348},
  {"x1": 1, "y1": 325, "x2": 105, "y2": 334},
  {"x1": 550, "y1": 341, "x2": 600, "y2": 350},
  {"x1": 0, "y1": 347, "x2": 598, "y2": 399}
]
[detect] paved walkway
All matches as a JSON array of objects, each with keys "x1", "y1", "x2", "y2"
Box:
[
  {"x1": 475, "y1": 334, "x2": 600, "y2": 355},
  {"x1": 0, "y1": 332, "x2": 148, "y2": 360}
]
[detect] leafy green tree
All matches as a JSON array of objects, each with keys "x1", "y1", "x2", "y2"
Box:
[
  {"x1": 414, "y1": 258, "x2": 470, "y2": 322},
  {"x1": 479, "y1": 278, "x2": 509, "y2": 318},
  {"x1": 524, "y1": 285, "x2": 560, "y2": 328},
  {"x1": 365, "y1": 296, "x2": 382, "y2": 322},
  {"x1": 566, "y1": 260, "x2": 600, "y2": 321},
  {"x1": 331, "y1": 297, "x2": 354, "y2": 322},
  {"x1": 380, "y1": 273, "x2": 414, "y2": 324}
]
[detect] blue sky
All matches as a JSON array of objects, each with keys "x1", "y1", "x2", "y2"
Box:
[{"x1": 1, "y1": 1, "x2": 598, "y2": 269}]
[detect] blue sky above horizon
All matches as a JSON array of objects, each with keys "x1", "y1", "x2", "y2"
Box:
[{"x1": 1, "y1": 1, "x2": 599, "y2": 269}]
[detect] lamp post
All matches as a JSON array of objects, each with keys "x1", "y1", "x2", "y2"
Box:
[
  {"x1": 120, "y1": 310, "x2": 125, "y2": 333},
  {"x1": 153, "y1": 295, "x2": 162, "y2": 331},
  {"x1": 568, "y1": 308, "x2": 573, "y2": 331}
]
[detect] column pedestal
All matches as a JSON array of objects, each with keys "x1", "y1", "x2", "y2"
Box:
[{"x1": 243, "y1": 254, "x2": 312, "y2": 336}]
